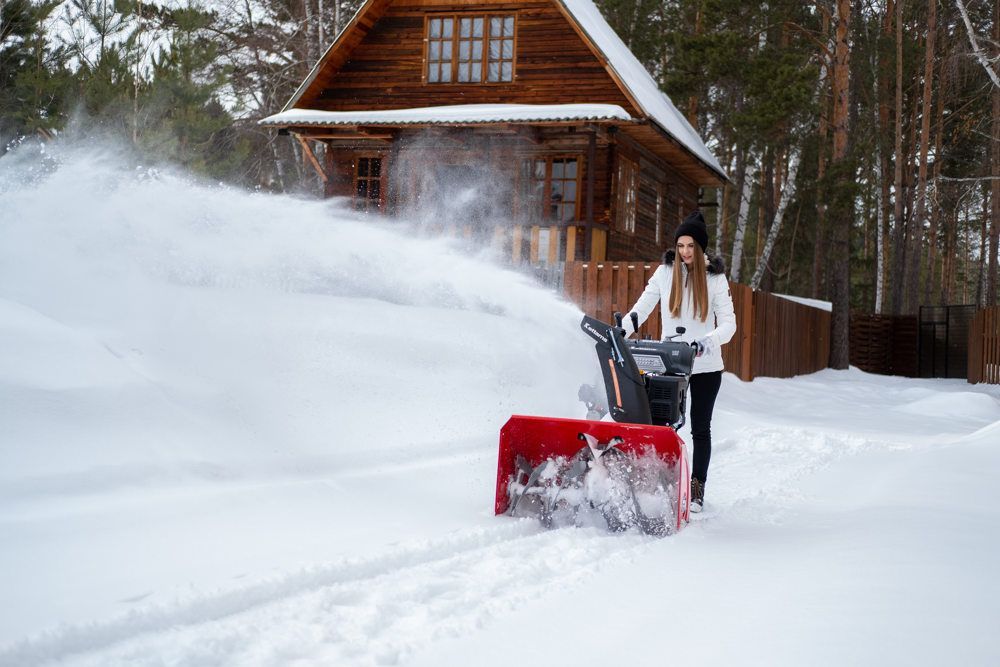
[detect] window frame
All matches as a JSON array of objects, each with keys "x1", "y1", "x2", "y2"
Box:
[
  {"x1": 422, "y1": 13, "x2": 517, "y2": 85},
  {"x1": 615, "y1": 156, "x2": 639, "y2": 234},
  {"x1": 353, "y1": 154, "x2": 386, "y2": 213},
  {"x1": 518, "y1": 155, "x2": 584, "y2": 224}
]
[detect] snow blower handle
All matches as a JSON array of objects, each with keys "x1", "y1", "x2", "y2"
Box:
[
  {"x1": 613, "y1": 311, "x2": 624, "y2": 328},
  {"x1": 665, "y1": 326, "x2": 686, "y2": 342},
  {"x1": 630, "y1": 312, "x2": 639, "y2": 335}
]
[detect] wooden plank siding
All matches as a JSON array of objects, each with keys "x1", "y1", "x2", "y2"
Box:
[
  {"x1": 968, "y1": 306, "x2": 1000, "y2": 384},
  {"x1": 310, "y1": 122, "x2": 699, "y2": 263},
  {"x1": 311, "y1": 3, "x2": 639, "y2": 114},
  {"x1": 315, "y1": 130, "x2": 699, "y2": 263},
  {"x1": 605, "y1": 131, "x2": 701, "y2": 261},
  {"x1": 563, "y1": 262, "x2": 831, "y2": 382},
  {"x1": 283, "y1": 0, "x2": 715, "y2": 261}
]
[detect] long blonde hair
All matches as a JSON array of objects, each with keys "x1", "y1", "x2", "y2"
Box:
[{"x1": 668, "y1": 245, "x2": 709, "y2": 322}]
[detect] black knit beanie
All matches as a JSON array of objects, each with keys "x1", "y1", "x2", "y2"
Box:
[{"x1": 675, "y1": 210, "x2": 709, "y2": 253}]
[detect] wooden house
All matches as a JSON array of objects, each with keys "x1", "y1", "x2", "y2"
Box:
[{"x1": 260, "y1": 0, "x2": 726, "y2": 264}]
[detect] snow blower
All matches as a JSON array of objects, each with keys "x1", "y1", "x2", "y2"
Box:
[{"x1": 495, "y1": 312, "x2": 694, "y2": 536}]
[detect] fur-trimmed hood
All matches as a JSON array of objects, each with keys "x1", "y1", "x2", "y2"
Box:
[{"x1": 662, "y1": 248, "x2": 727, "y2": 275}]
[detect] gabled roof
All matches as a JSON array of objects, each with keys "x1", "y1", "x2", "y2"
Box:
[
  {"x1": 279, "y1": 0, "x2": 724, "y2": 180},
  {"x1": 282, "y1": 0, "x2": 390, "y2": 114},
  {"x1": 557, "y1": 0, "x2": 723, "y2": 177}
]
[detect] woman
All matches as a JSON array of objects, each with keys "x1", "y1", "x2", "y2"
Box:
[{"x1": 622, "y1": 210, "x2": 736, "y2": 512}]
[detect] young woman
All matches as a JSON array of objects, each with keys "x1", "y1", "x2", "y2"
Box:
[{"x1": 622, "y1": 210, "x2": 736, "y2": 512}]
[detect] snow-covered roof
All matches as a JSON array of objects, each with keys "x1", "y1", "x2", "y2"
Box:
[
  {"x1": 557, "y1": 0, "x2": 723, "y2": 177},
  {"x1": 259, "y1": 103, "x2": 633, "y2": 127}
]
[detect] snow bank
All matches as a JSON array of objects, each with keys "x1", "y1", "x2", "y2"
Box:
[{"x1": 0, "y1": 139, "x2": 595, "y2": 644}]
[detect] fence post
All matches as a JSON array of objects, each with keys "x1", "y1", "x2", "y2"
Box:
[{"x1": 968, "y1": 310, "x2": 982, "y2": 384}]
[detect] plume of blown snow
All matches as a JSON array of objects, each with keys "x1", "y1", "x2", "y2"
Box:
[{"x1": 0, "y1": 138, "x2": 592, "y2": 487}]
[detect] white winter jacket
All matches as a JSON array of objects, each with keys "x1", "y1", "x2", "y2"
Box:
[{"x1": 621, "y1": 252, "x2": 737, "y2": 374}]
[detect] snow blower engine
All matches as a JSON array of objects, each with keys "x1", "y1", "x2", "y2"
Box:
[{"x1": 494, "y1": 313, "x2": 695, "y2": 536}]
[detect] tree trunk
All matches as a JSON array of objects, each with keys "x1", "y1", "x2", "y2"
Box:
[
  {"x1": 726, "y1": 147, "x2": 748, "y2": 266},
  {"x1": 890, "y1": 0, "x2": 906, "y2": 314},
  {"x1": 318, "y1": 0, "x2": 326, "y2": 50},
  {"x1": 876, "y1": 147, "x2": 887, "y2": 313},
  {"x1": 979, "y1": 191, "x2": 989, "y2": 306},
  {"x1": 875, "y1": 0, "x2": 894, "y2": 314},
  {"x1": 303, "y1": 0, "x2": 319, "y2": 65},
  {"x1": 940, "y1": 201, "x2": 954, "y2": 305},
  {"x1": 956, "y1": 0, "x2": 1000, "y2": 89},
  {"x1": 785, "y1": 205, "x2": 802, "y2": 292},
  {"x1": 716, "y1": 148, "x2": 736, "y2": 259},
  {"x1": 989, "y1": 0, "x2": 1000, "y2": 305},
  {"x1": 925, "y1": 47, "x2": 946, "y2": 305},
  {"x1": 828, "y1": 0, "x2": 852, "y2": 369},
  {"x1": 717, "y1": 177, "x2": 730, "y2": 259},
  {"x1": 686, "y1": 2, "x2": 704, "y2": 129},
  {"x1": 751, "y1": 152, "x2": 801, "y2": 290},
  {"x1": 730, "y1": 157, "x2": 756, "y2": 283},
  {"x1": 755, "y1": 152, "x2": 772, "y2": 266},
  {"x1": 812, "y1": 6, "x2": 832, "y2": 300},
  {"x1": 902, "y1": 75, "x2": 921, "y2": 313},
  {"x1": 910, "y1": 0, "x2": 936, "y2": 311},
  {"x1": 957, "y1": 209, "x2": 972, "y2": 303}
]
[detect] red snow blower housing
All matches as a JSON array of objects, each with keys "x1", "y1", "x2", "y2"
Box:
[{"x1": 495, "y1": 313, "x2": 694, "y2": 535}]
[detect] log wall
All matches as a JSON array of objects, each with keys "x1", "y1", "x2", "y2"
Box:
[{"x1": 313, "y1": 2, "x2": 637, "y2": 114}]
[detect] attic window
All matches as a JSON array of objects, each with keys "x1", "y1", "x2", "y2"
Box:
[{"x1": 425, "y1": 14, "x2": 515, "y2": 84}]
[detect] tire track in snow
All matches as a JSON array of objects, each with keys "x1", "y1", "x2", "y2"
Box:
[
  {"x1": 698, "y1": 425, "x2": 915, "y2": 523},
  {"x1": 1, "y1": 521, "x2": 654, "y2": 666}
]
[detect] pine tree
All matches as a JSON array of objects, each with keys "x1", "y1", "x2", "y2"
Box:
[
  {"x1": 0, "y1": 0, "x2": 73, "y2": 148},
  {"x1": 141, "y1": 4, "x2": 244, "y2": 178}
]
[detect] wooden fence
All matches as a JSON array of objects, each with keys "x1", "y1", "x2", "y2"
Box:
[
  {"x1": 849, "y1": 314, "x2": 919, "y2": 377},
  {"x1": 968, "y1": 306, "x2": 1000, "y2": 384},
  {"x1": 563, "y1": 262, "x2": 831, "y2": 382}
]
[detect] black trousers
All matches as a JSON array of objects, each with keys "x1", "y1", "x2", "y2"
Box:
[{"x1": 689, "y1": 370, "x2": 722, "y2": 483}]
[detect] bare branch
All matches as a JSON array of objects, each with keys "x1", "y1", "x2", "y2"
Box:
[{"x1": 955, "y1": 0, "x2": 1000, "y2": 89}]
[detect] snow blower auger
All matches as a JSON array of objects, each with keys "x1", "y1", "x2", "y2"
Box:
[{"x1": 495, "y1": 312, "x2": 695, "y2": 536}]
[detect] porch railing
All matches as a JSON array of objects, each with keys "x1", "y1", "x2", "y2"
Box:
[{"x1": 428, "y1": 221, "x2": 608, "y2": 264}]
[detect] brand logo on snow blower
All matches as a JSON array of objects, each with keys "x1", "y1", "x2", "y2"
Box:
[{"x1": 583, "y1": 322, "x2": 608, "y2": 343}]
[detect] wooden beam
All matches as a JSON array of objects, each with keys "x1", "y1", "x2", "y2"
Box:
[
  {"x1": 301, "y1": 134, "x2": 393, "y2": 142},
  {"x1": 293, "y1": 134, "x2": 329, "y2": 183},
  {"x1": 585, "y1": 127, "x2": 596, "y2": 225}
]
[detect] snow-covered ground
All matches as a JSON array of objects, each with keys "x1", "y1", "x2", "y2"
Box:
[{"x1": 2, "y1": 142, "x2": 999, "y2": 667}]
